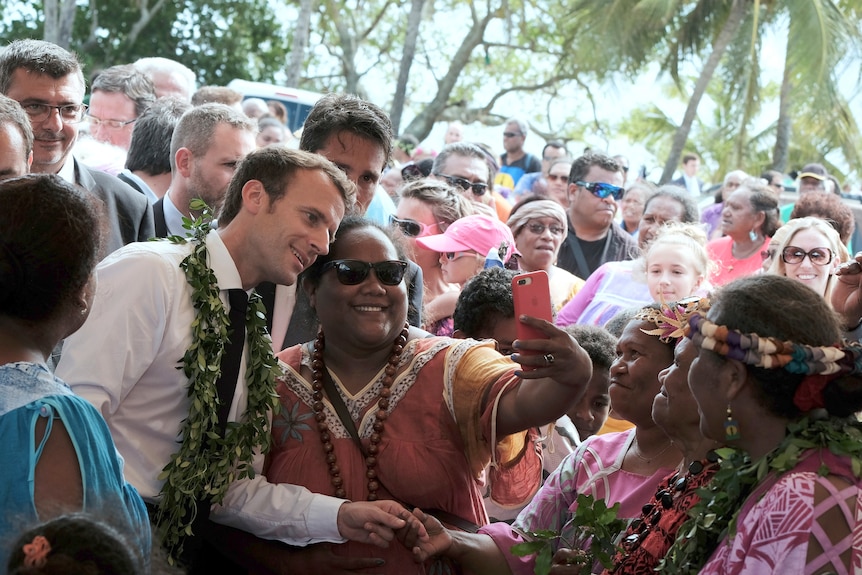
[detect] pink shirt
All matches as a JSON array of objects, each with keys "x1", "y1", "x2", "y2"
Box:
[{"x1": 707, "y1": 235, "x2": 770, "y2": 287}]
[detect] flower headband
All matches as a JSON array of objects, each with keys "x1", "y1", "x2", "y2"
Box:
[
  {"x1": 687, "y1": 312, "x2": 862, "y2": 412},
  {"x1": 635, "y1": 297, "x2": 710, "y2": 343},
  {"x1": 23, "y1": 535, "x2": 51, "y2": 568}
]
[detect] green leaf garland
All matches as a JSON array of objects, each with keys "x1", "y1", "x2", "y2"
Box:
[
  {"x1": 659, "y1": 415, "x2": 862, "y2": 574},
  {"x1": 154, "y1": 200, "x2": 282, "y2": 561}
]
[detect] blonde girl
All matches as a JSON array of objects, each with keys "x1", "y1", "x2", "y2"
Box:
[{"x1": 638, "y1": 223, "x2": 711, "y2": 303}]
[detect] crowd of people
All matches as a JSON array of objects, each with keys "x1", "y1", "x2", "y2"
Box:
[{"x1": 1, "y1": 37, "x2": 861, "y2": 575}]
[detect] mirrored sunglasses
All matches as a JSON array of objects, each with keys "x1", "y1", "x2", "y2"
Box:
[
  {"x1": 321, "y1": 259, "x2": 408, "y2": 286},
  {"x1": 389, "y1": 215, "x2": 442, "y2": 237},
  {"x1": 575, "y1": 180, "x2": 624, "y2": 201},
  {"x1": 437, "y1": 173, "x2": 488, "y2": 196},
  {"x1": 781, "y1": 246, "x2": 833, "y2": 266}
]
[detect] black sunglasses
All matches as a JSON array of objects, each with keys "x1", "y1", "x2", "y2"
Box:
[
  {"x1": 321, "y1": 259, "x2": 408, "y2": 286},
  {"x1": 436, "y1": 173, "x2": 488, "y2": 197},
  {"x1": 575, "y1": 180, "x2": 624, "y2": 201}
]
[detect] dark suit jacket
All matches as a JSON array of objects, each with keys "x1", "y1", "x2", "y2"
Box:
[
  {"x1": 260, "y1": 261, "x2": 425, "y2": 351},
  {"x1": 75, "y1": 160, "x2": 155, "y2": 253},
  {"x1": 670, "y1": 175, "x2": 706, "y2": 196}
]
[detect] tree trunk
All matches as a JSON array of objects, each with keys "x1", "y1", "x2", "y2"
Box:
[
  {"x1": 390, "y1": 0, "x2": 425, "y2": 134},
  {"x1": 402, "y1": 10, "x2": 495, "y2": 141},
  {"x1": 771, "y1": 35, "x2": 793, "y2": 172},
  {"x1": 43, "y1": 0, "x2": 77, "y2": 48},
  {"x1": 660, "y1": 0, "x2": 748, "y2": 184},
  {"x1": 286, "y1": 0, "x2": 315, "y2": 87}
]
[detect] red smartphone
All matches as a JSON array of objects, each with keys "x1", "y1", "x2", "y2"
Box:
[{"x1": 512, "y1": 270, "x2": 553, "y2": 368}]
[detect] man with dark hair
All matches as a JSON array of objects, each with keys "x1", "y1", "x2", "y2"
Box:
[
  {"x1": 557, "y1": 152, "x2": 638, "y2": 279},
  {"x1": 120, "y1": 97, "x2": 192, "y2": 202},
  {"x1": 0, "y1": 39, "x2": 153, "y2": 253},
  {"x1": 671, "y1": 152, "x2": 705, "y2": 197},
  {"x1": 263, "y1": 93, "x2": 422, "y2": 350},
  {"x1": 88, "y1": 64, "x2": 156, "y2": 150},
  {"x1": 153, "y1": 103, "x2": 256, "y2": 237},
  {"x1": 432, "y1": 141, "x2": 507, "y2": 220},
  {"x1": 0, "y1": 94, "x2": 32, "y2": 179},
  {"x1": 58, "y1": 146, "x2": 413, "y2": 569}
]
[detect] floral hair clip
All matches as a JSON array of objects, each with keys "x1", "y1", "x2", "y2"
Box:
[
  {"x1": 636, "y1": 296, "x2": 710, "y2": 343},
  {"x1": 23, "y1": 535, "x2": 51, "y2": 568}
]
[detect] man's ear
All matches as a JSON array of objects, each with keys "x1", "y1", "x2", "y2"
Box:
[
  {"x1": 175, "y1": 148, "x2": 193, "y2": 178},
  {"x1": 304, "y1": 276, "x2": 318, "y2": 311},
  {"x1": 241, "y1": 180, "x2": 266, "y2": 216}
]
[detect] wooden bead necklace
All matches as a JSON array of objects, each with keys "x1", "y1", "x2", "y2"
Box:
[{"x1": 310, "y1": 323, "x2": 409, "y2": 501}]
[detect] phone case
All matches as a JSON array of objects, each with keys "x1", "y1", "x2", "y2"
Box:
[{"x1": 512, "y1": 271, "x2": 553, "y2": 367}]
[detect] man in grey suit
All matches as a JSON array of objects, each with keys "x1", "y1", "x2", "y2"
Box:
[{"x1": 0, "y1": 39, "x2": 153, "y2": 254}]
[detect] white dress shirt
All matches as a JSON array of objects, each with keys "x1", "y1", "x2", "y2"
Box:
[{"x1": 57, "y1": 230, "x2": 345, "y2": 545}]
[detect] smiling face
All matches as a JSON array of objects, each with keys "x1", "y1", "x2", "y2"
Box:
[
  {"x1": 645, "y1": 243, "x2": 704, "y2": 302},
  {"x1": 243, "y1": 168, "x2": 345, "y2": 288},
  {"x1": 6, "y1": 69, "x2": 84, "y2": 174},
  {"x1": 568, "y1": 164, "x2": 623, "y2": 232},
  {"x1": 778, "y1": 227, "x2": 837, "y2": 296},
  {"x1": 308, "y1": 226, "x2": 408, "y2": 354},
  {"x1": 608, "y1": 319, "x2": 674, "y2": 426},
  {"x1": 653, "y1": 337, "x2": 700, "y2": 440},
  {"x1": 514, "y1": 216, "x2": 565, "y2": 272}
]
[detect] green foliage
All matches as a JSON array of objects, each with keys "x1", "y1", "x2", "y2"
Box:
[
  {"x1": 659, "y1": 416, "x2": 862, "y2": 574},
  {"x1": 156, "y1": 199, "x2": 281, "y2": 562},
  {"x1": 511, "y1": 494, "x2": 627, "y2": 575}
]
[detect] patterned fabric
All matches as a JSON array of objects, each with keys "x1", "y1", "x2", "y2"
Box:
[
  {"x1": 0, "y1": 362, "x2": 151, "y2": 569},
  {"x1": 555, "y1": 261, "x2": 652, "y2": 328},
  {"x1": 269, "y1": 337, "x2": 539, "y2": 574},
  {"x1": 481, "y1": 430, "x2": 676, "y2": 575},
  {"x1": 603, "y1": 460, "x2": 718, "y2": 574},
  {"x1": 701, "y1": 448, "x2": 862, "y2": 575}
]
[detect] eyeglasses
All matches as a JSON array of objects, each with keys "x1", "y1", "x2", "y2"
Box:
[
  {"x1": 547, "y1": 174, "x2": 568, "y2": 182},
  {"x1": 781, "y1": 246, "x2": 833, "y2": 266},
  {"x1": 444, "y1": 251, "x2": 476, "y2": 261},
  {"x1": 526, "y1": 222, "x2": 565, "y2": 236},
  {"x1": 503, "y1": 131, "x2": 522, "y2": 138},
  {"x1": 761, "y1": 249, "x2": 775, "y2": 262},
  {"x1": 389, "y1": 215, "x2": 442, "y2": 237},
  {"x1": 575, "y1": 181, "x2": 624, "y2": 201},
  {"x1": 21, "y1": 102, "x2": 88, "y2": 124},
  {"x1": 321, "y1": 259, "x2": 408, "y2": 286},
  {"x1": 87, "y1": 114, "x2": 138, "y2": 129},
  {"x1": 436, "y1": 174, "x2": 488, "y2": 197}
]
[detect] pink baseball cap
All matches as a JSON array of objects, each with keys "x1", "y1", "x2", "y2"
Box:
[{"x1": 416, "y1": 214, "x2": 517, "y2": 262}]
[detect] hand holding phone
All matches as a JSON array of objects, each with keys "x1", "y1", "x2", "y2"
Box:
[{"x1": 512, "y1": 271, "x2": 553, "y2": 369}]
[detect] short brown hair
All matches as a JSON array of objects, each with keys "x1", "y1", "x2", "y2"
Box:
[
  {"x1": 218, "y1": 147, "x2": 356, "y2": 226},
  {"x1": 191, "y1": 85, "x2": 243, "y2": 107}
]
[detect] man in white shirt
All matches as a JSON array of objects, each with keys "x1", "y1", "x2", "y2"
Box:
[{"x1": 57, "y1": 146, "x2": 414, "y2": 569}]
